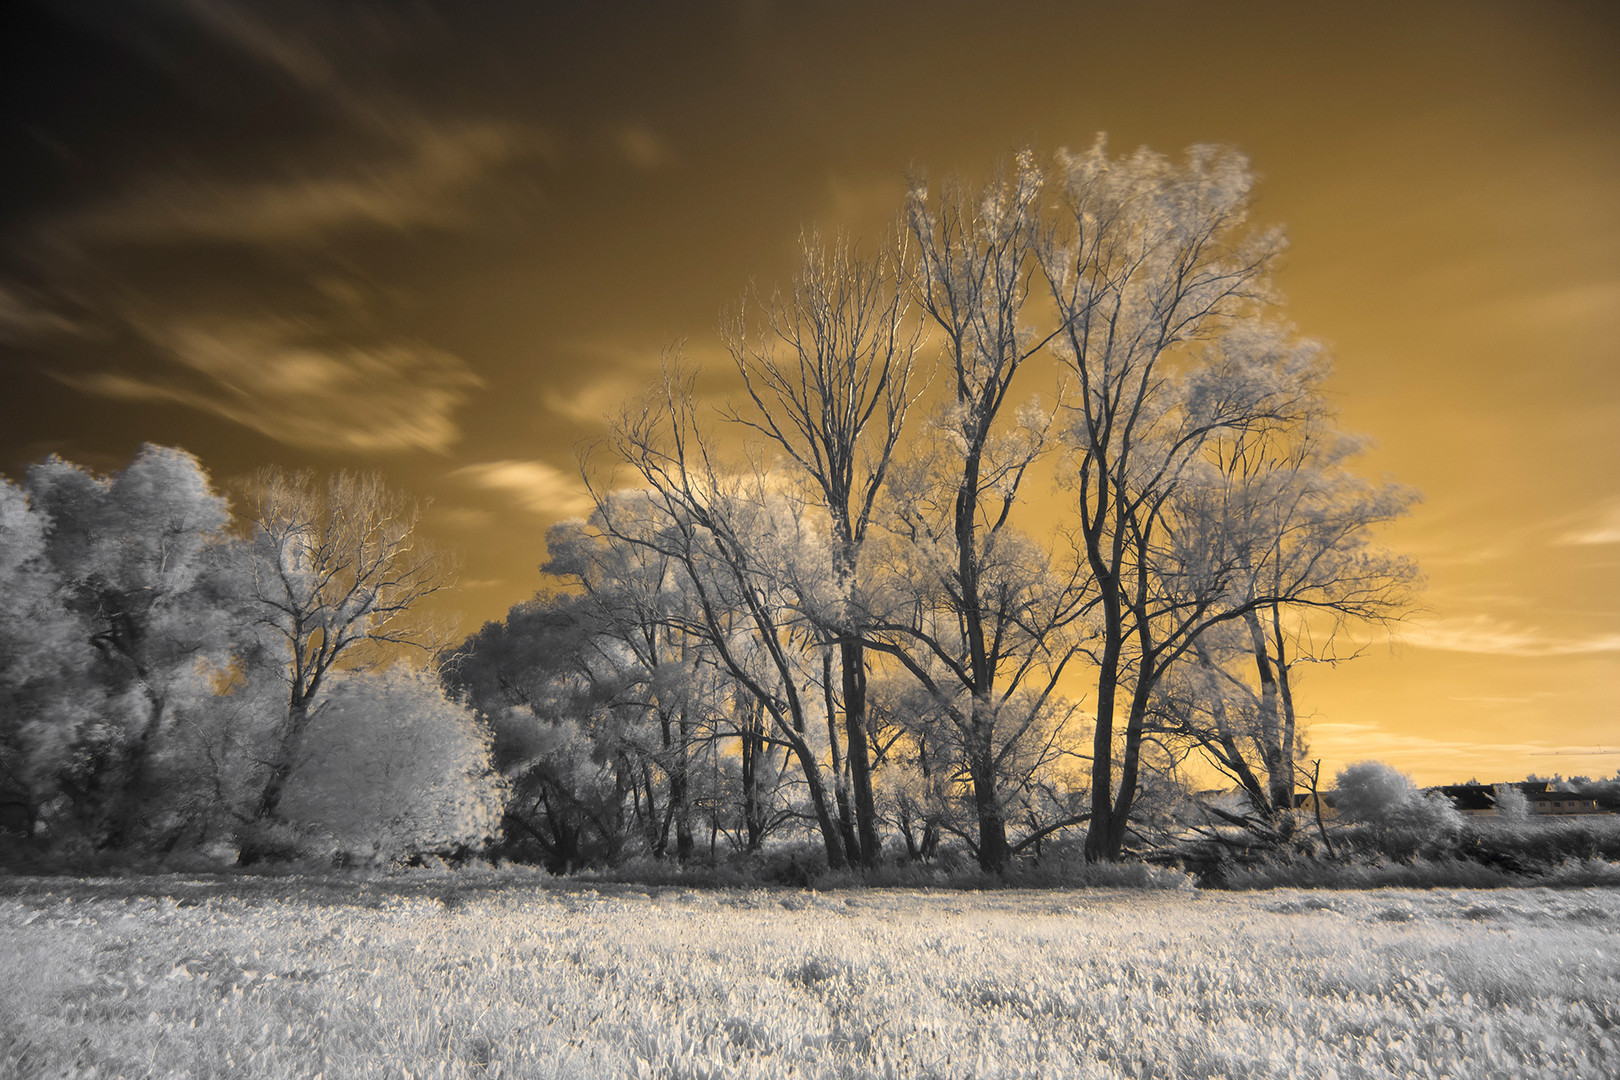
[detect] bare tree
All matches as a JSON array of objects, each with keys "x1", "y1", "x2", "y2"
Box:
[
  {"x1": 1162, "y1": 404, "x2": 1419, "y2": 840},
  {"x1": 862, "y1": 153, "x2": 1090, "y2": 872},
  {"x1": 722, "y1": 229, "x2": 926, "y2": 867},
  {"x1": 1038, "y1": 139, "x2": 1320, "y2": 860},
  {"x1": 241, "y1": 468, "x2": 448, "y2": 824},
  {"x1": 591, "y1": 369, "x2": 855, "y2": 869}
]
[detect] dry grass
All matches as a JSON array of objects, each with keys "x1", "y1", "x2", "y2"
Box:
[{"x1": 2, "y1": 876, "x2": 1617, "y2": 1078}]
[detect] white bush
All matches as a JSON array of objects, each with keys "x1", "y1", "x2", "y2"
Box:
[
  {"x1": 1336, "y1": 761, "x2": 1463, "y2": 854},
  {"x1": 281, "y1": 667, "x2": 505, "y2": 863}
]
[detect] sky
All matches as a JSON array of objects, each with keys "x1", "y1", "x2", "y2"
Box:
[{"x1": 1, "y1": 0, "x2": 1616, "y2": 786}]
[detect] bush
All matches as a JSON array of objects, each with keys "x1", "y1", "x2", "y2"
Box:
[
  {"x1": 1220, "y1": 854, "x2": 1620, "y2": 891},
  {"x1": 279, "y1": 668, "x2": 506, "y2": 866},
  {"x1": 1334, "y1": 761, "x2": 1462, "y2": 858}
]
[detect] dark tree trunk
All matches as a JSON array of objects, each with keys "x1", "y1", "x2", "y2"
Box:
[
  {"x1": 840, "y1": 638, "x2": 881, "y2": 866},
  {"x1": 822, "y1": 653, "x2": 860, "y2": 859},
  {"x1": 1084, "y1": 571, "x2": 1125, "y2": 862},
  {"x1": 968, "y1": 701, "x2": 1008, "y2": 872},
  {"x1": 255, "y1": 693, "x2": 315, "y2": 822}
]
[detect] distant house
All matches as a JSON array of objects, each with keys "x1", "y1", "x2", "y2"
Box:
[
  {"x1": 1507, "y1": 781, "x2": 1602, "y2": 816},
  {"x1": 1293, "y1": 791, "x2": 1338, "y2": 821},
  {"x1": 1430, "y1": 780, "x2": 1604, "y2": 816},
  {"x1": 1434, "y1": 783, "x2": 1498, "y2": 815}
]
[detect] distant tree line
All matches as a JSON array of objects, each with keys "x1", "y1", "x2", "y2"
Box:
[
  {"x1": 449, "y1": 140, "x2": 1420, "y2": 873},
  {"x1": 0, "y1": 447, "x2": 503, "y2": 865}
]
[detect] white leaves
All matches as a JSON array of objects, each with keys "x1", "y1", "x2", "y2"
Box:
[{"x1": 280, "y1": 666, "x2": 505, "y2": 862}]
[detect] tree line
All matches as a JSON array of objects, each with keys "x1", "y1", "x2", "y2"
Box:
[
  {"x1": 0, "y1": 140, "x2": 1418, "y2": 872},
  {"x1": 450, "y1": 140, "x2": 1419, "y2": 874}
]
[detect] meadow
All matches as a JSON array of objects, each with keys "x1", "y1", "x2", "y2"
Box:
[{"x1": 1, "y1": 875, "x2": 1616, "y2": 1079}]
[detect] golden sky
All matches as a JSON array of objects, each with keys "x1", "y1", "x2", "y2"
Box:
[{"x1": 1, "y1": 1, "x2": 1615, "y2": 784}]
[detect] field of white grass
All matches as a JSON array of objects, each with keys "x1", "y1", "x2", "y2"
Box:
[{"x1": 2, "y1": 876, "x2": 1616, "y2": 1079}]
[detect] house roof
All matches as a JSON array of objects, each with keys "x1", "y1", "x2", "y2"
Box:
[{"x1": 1435, "y1": 785, "x2": 1496, "y2": 811}]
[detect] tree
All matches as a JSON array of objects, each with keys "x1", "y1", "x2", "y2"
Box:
[
  {"x1": 859, "y1": 152, "x2": 1090, "y2": 872},
  {"x1": 0, "y1": 477, "x2": 94, "y2": 840},
  {"x1": 544, "y1": 515, "x2": 716, "y2": 861},
  {"x1": 278, "y1": 666, "x2": 504, "y2": 864},
  {"x1": 24, "y1": 446, "x2": 238, "y2": 847},
  {"x1": 1162, "y1": 403, "x2": 1419, "y2": 840},
  {"x1": 1036, "y1": 139, "x2": 1359, "y2": 860},
  {"x1": 446, "y1": 594, "x2": 631, "y2": 870},
  {"x1": 723, "y1": 229, "x2": 926, "y2": 866},
  {"x1": 593, "y1": 378, "x2": 858, "y2": 869},
  {"x1": 240, "y1": 468, "x2": 448, "y2": 824},
  {"x1": 1493, "y1": 784, "x2": 1530, "y2": 822}
]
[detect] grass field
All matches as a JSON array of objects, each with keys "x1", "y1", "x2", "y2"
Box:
[{"x1": 2, "y1": 875, "x2": 1616, "y2": 1079}]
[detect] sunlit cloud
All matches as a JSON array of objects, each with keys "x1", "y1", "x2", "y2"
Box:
[
  {"x1": 543, "y1": 375, "x2": 649, "y2": 427},
  {"x1": 1555, "y1": 495, "x2": 1620, "y2": 546},
  {"x1": 58, "y1": 317, "x2": 483, "y2": 454},
  {"x1": 452, "y1": 459, "x2": 594, "y2": 516},
  {"x1": 1403, "y1": 614, "x2": 1620, "y2": 657}
]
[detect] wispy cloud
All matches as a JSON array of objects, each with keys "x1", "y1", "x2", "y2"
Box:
[
  {"x1": 0, "y1": 286, "x2": 88, "y2": 342},
  {"x1": 452, "y1": 459, "x2": 594, "y2": 516},
  {"x1": 1403, "y1": 614, "x2": 1620, "y2": 657},
  {"x1": 58, "y1": 317, "x2": 483, "y2": 454},
  {"x1": 543, "y1": 375, "x2": 651, "y2": 427},
  {"x1": 67, "y1": 121, "x2": 535, "y2": 248},
  {"x1": 1555, "y1": 495, "x2": 1620, "y2": 546}
]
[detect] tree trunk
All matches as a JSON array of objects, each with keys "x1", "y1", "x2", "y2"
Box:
[
  {"x1": 1271, "y1": 602, "x2": 1299, "y2": 840},
  {"x1": 740, "y1": 702, "x2": 765, "y2": 852},
  {"x1": 99, "y1": 685, "x2": 167, "y2": 849},
  {"x1": 840, "y1": 637, "x2": 882, "y2": 866},
  {"x1": 1084, "y1": 574, "x2": 1124, "y2": 861},
  {"x1": 1102, "y1": 681, "x2": 1153, "y2": 859},
  {"x1": 788, "y1": 731, "x2": 848, "y2": 870},
  {"x1": 1196, "y1": 642, "x2": 1271, "y2": 816},
  {"x1": 822, "y1": 652, "x2": 860, "y2": 859},
  {"x1": 968, "y1": 701, "x2": 1009, "y2": 872},
  {"x1": 673, "y1": 709, "x2": 694, "y2": 862},
  {"x1": 1243, "y1": 607, "x2": 1291, "y2": 832},
  {"x1": 255, "y1": 693, "x2": 314, "y2": 821}
]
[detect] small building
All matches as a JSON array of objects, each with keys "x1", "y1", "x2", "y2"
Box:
[
  {"x1": 1434, "y1": 783, "x2": 1497, "y2": 815},
  {"x1": 1507, "y1": 781, "x2": 1602, "y2": 816},
  {"x1": 1293, "y1": 791, "x2": 1338, "y2": 821},
  {"x1": 1431, "y1": 780, "x2": 1605, "y2": 817}
]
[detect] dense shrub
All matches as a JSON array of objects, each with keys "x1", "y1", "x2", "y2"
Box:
[
  {"x1": 1335, "y1": 762, "x2": 1463, "y2": 858},
  {"x1": 279, "y1": 668, "x2": 506, "y2": 866}
]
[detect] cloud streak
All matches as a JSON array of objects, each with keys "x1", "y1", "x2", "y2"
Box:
[
  {"x1": 1555, "y1": 496, "x2": 1620, "y2": 546},
  {"x1": 1403, "y1": 614, "x2": 1620, "y2": 657},
  {"x1": 453, "y1": 460, "x2": 594, "y2": 517},
  {"x1": 58, "y1": 317, "x2": 483, "y2": 454},
  {"x1": 66, "y1": 121, "x2": 536, "y2": 248}
]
